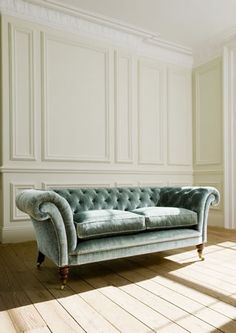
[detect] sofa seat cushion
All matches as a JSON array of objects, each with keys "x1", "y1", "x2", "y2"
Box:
[
  {"x1": 74, "y1": 209, "x2": 146, "y2": 239},
  {"x1": 132, "y1": 207, "x2": 197, "y2": 230}
]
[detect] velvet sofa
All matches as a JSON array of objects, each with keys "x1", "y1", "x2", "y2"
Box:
[{"x1": 16, "y1": 186, "x2": 219, "y2": 288}]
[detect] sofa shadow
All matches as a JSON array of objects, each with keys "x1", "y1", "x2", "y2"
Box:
[
  {"x1": 1, "y1": 240, "x2": 236, "y2": 333},
  {"x1": 0, "y1": 246, "x2": 194, "y2": 312},
  {"x1": 67, "y1": 251, "x2": 204, "y2": 296},
  {"x1": 69, "y1": 250, "x2": 236, "y2": 309}
]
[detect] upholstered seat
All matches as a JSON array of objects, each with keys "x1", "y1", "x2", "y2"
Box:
[
  {"x1": 132, "y1": 207, "x2": 198, "y2": 230},
  {"x1": 74, "y1": 209, "x2": 145, "y2": 239}
]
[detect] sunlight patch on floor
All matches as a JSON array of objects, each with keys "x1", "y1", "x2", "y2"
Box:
[
  {"x1": 164, "y1": 242, "x2": 236, "y2": 265},
  {"x1": 215, "y1": 241, "x2": 236, "y2": 248},
  {"x1": 0, "y1": 311, "x2": 16, "y2": 333}
]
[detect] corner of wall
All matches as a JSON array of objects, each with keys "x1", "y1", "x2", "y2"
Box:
[
  {"x1": 192, "y1": 57, "x2": 224, "y2": 227},
  {"x1": 0, "y1": 14, "x2": 2, "y2": 168},
  {"x1": 0, "y1": 16, "x2": 3, "y2": 243}
]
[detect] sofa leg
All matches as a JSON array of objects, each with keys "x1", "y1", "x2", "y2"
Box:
[
  {"x1": 196, "y1": 244, "x2": 205, "y2": 261},
  {"x1": 59, "y1": 266, "x2": 69, "y2": 290},
  {"x1": 36, "y1": 251, "x2": 45, "y2": 268}
]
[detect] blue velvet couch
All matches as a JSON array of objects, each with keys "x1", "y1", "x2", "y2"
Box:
[{"x1": 16, "y1": 186, "x2": 219, "y2": 288}]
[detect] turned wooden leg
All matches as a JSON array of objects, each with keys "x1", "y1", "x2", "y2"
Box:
[
  {"x1": 59, "y1": 266, "x2": 70, "y2": 290},
  {"x1": 196, "y1": 244, "x2": 205, "y2": 261},
  {"x1": 36, "y1": 251, "x2": 45, "y2": 268}
]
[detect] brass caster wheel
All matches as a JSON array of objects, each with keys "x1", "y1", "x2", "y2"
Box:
[
  {"x1": 36, "y1": 251, "x2": 45, "y2": 268},
  {"x1": 60, "y1": 281, "x2": 67, "y2": 290},
  {"x1": 196, "y1": 244, "x2": 205, "y2": 262},
  {"x1": 59, "y1": 266, "x2": 69, "y2": 290}
]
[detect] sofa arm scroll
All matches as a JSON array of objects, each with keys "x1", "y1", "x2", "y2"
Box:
[
  {"x1": 159, "y1": 186, "x2": 220, "y2": 241},
  {"x1": 16, "y1": 189, "x2": 77, "y2": 253}
]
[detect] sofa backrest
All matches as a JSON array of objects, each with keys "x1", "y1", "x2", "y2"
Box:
[{"x1": 53, "y1": 187, "x2": 161, "y2": 214}]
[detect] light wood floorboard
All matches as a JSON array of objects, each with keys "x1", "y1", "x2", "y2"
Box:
[{"x1": 0, "y1": 226, "x2": 236, "y2": 332}]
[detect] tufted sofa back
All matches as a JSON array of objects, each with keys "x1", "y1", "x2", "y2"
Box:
[{"x1": 53, "y1": 187, "x2": 161, "y2": 214}]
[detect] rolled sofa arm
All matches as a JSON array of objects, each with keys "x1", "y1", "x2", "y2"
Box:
[
  {"x1": 16, "y1": 189, "x2": 77, "y2": 266},
  {"x1": 159, "y1": 186, "x2": 220, "y2": 241}
]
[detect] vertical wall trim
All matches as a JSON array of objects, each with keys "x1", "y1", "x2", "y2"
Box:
[
  {"x1": 8, "y1": 22, "x2": 36, "y2": 161},
  {"x1": 223, "y1": 45, "x2": 235, "y2": 228}
]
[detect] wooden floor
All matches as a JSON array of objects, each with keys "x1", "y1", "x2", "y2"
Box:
[{"x1": 0, "y1": 227, "x2": 236, "y2": 333}]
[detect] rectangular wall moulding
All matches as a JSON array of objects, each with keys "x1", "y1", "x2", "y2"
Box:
[
  {"x1": 114, "y1": 182, "x2": 136, "y2": 187},
  {"x1": 9, "y1": 22, "x2": 36, "y2": 161},
  {"x1": 41, "y1": 32, "x2": 111, "y2": 162},
  {"x1": 138, "y1": 181, "x2": 166, "y2": 187},
  {"x1": 194, "y1": 59, "x2": 222, "y2": 166},
  {"x1": 10, "y1": 183, "x2": 36, "y2": 221},
  {"x1": 138, "y1": 59, "x2": 165, "y2": 165},
  {"x1": 167, "y1": 68, "x2": 192, "y2": 166},
  {"x1": 168, "y1": 181, "x2": 192, "y2": 186},
  {"x1": 42, "y1": 183, "x2": 111, "y2": 189},
  {"x1": 115, "y1": 51, "x2": 133, "y2": 163}
]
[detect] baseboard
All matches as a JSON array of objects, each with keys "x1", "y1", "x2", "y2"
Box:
[{"x1": 0, "y1": 224, "x2": 36, "y2": 243}]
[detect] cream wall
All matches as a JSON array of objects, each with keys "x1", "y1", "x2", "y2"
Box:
[
  {"x1": 193, "y1": 58, "x2": 224, "y2": 227},
  {"x1": 0, "y1": 15, "x2": 193, "y2": 242}
]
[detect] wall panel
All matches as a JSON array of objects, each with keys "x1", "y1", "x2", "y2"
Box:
[
  {"x1": 167, "y1": 68, "x2": 192, "y2": 165},
  {"x1": 115, "y1": 51, "x2": 133, "y2": 163},
  {"x1": 138, "y1": 60, "x2": 165, "y2": 165},
  {"x1": 193, "y1": 58, "x2": 223, "y2": 227},
  {"x1": 42, "y1": 33, "x2": 111, "y2": 162},
  {"x1": 0, "y1": 16, "x2": 194, "y2": 242},
  {"x1": 9, "y1": 23, "x2": 36, "y2": 160},
  {"x1": 194, "y1": 59, "x2": 222, "y2": 166}
]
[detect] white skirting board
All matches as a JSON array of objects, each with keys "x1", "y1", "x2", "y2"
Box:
[{"x1": 0, "y1": 224, "x2": 36, "y2": 243}]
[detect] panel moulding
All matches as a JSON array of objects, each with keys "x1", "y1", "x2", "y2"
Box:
[
  {"x1": 223, "y1": 44, "x2": 236, "y2": 228},
  {"x1": 42, "y1": 182, "x2": 111, "y2": 189},
  {"x1": 0, "y1": 166, "x2": 194, "y2": 176},
  {"x1": 114, "y1": 50, "x2": 133, "y2": 163},
  {"x1": 41, "y1": 32, "x2": 111, "y2": 162},
  {"x1": 193, "y1": 170, "x2": 223, "y2": 175},
  {"x1": 168, "y1": 181, "x2": 193, "y2": 187},
  {"x1": 167, "y1": 68, "x2": 192, "y2": 166},
  {"x1": 9, "y1": 22, "x2": 36, "y2": 161},
  {"x1": 10, "y1": 183, "x2": 37, "y2": 221},
  {"x1": 138, "y1": 59, "x2": 165, "y2": 165},
  {"x1": 194, "y1": 59, "x2": 223, "y2": 166},
  {"x1": 114, "y1": 182, "x2": 136, "y2": 187},
  {"x1": 138, "y1": 181, "x2": 166, "y2": 187}
]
